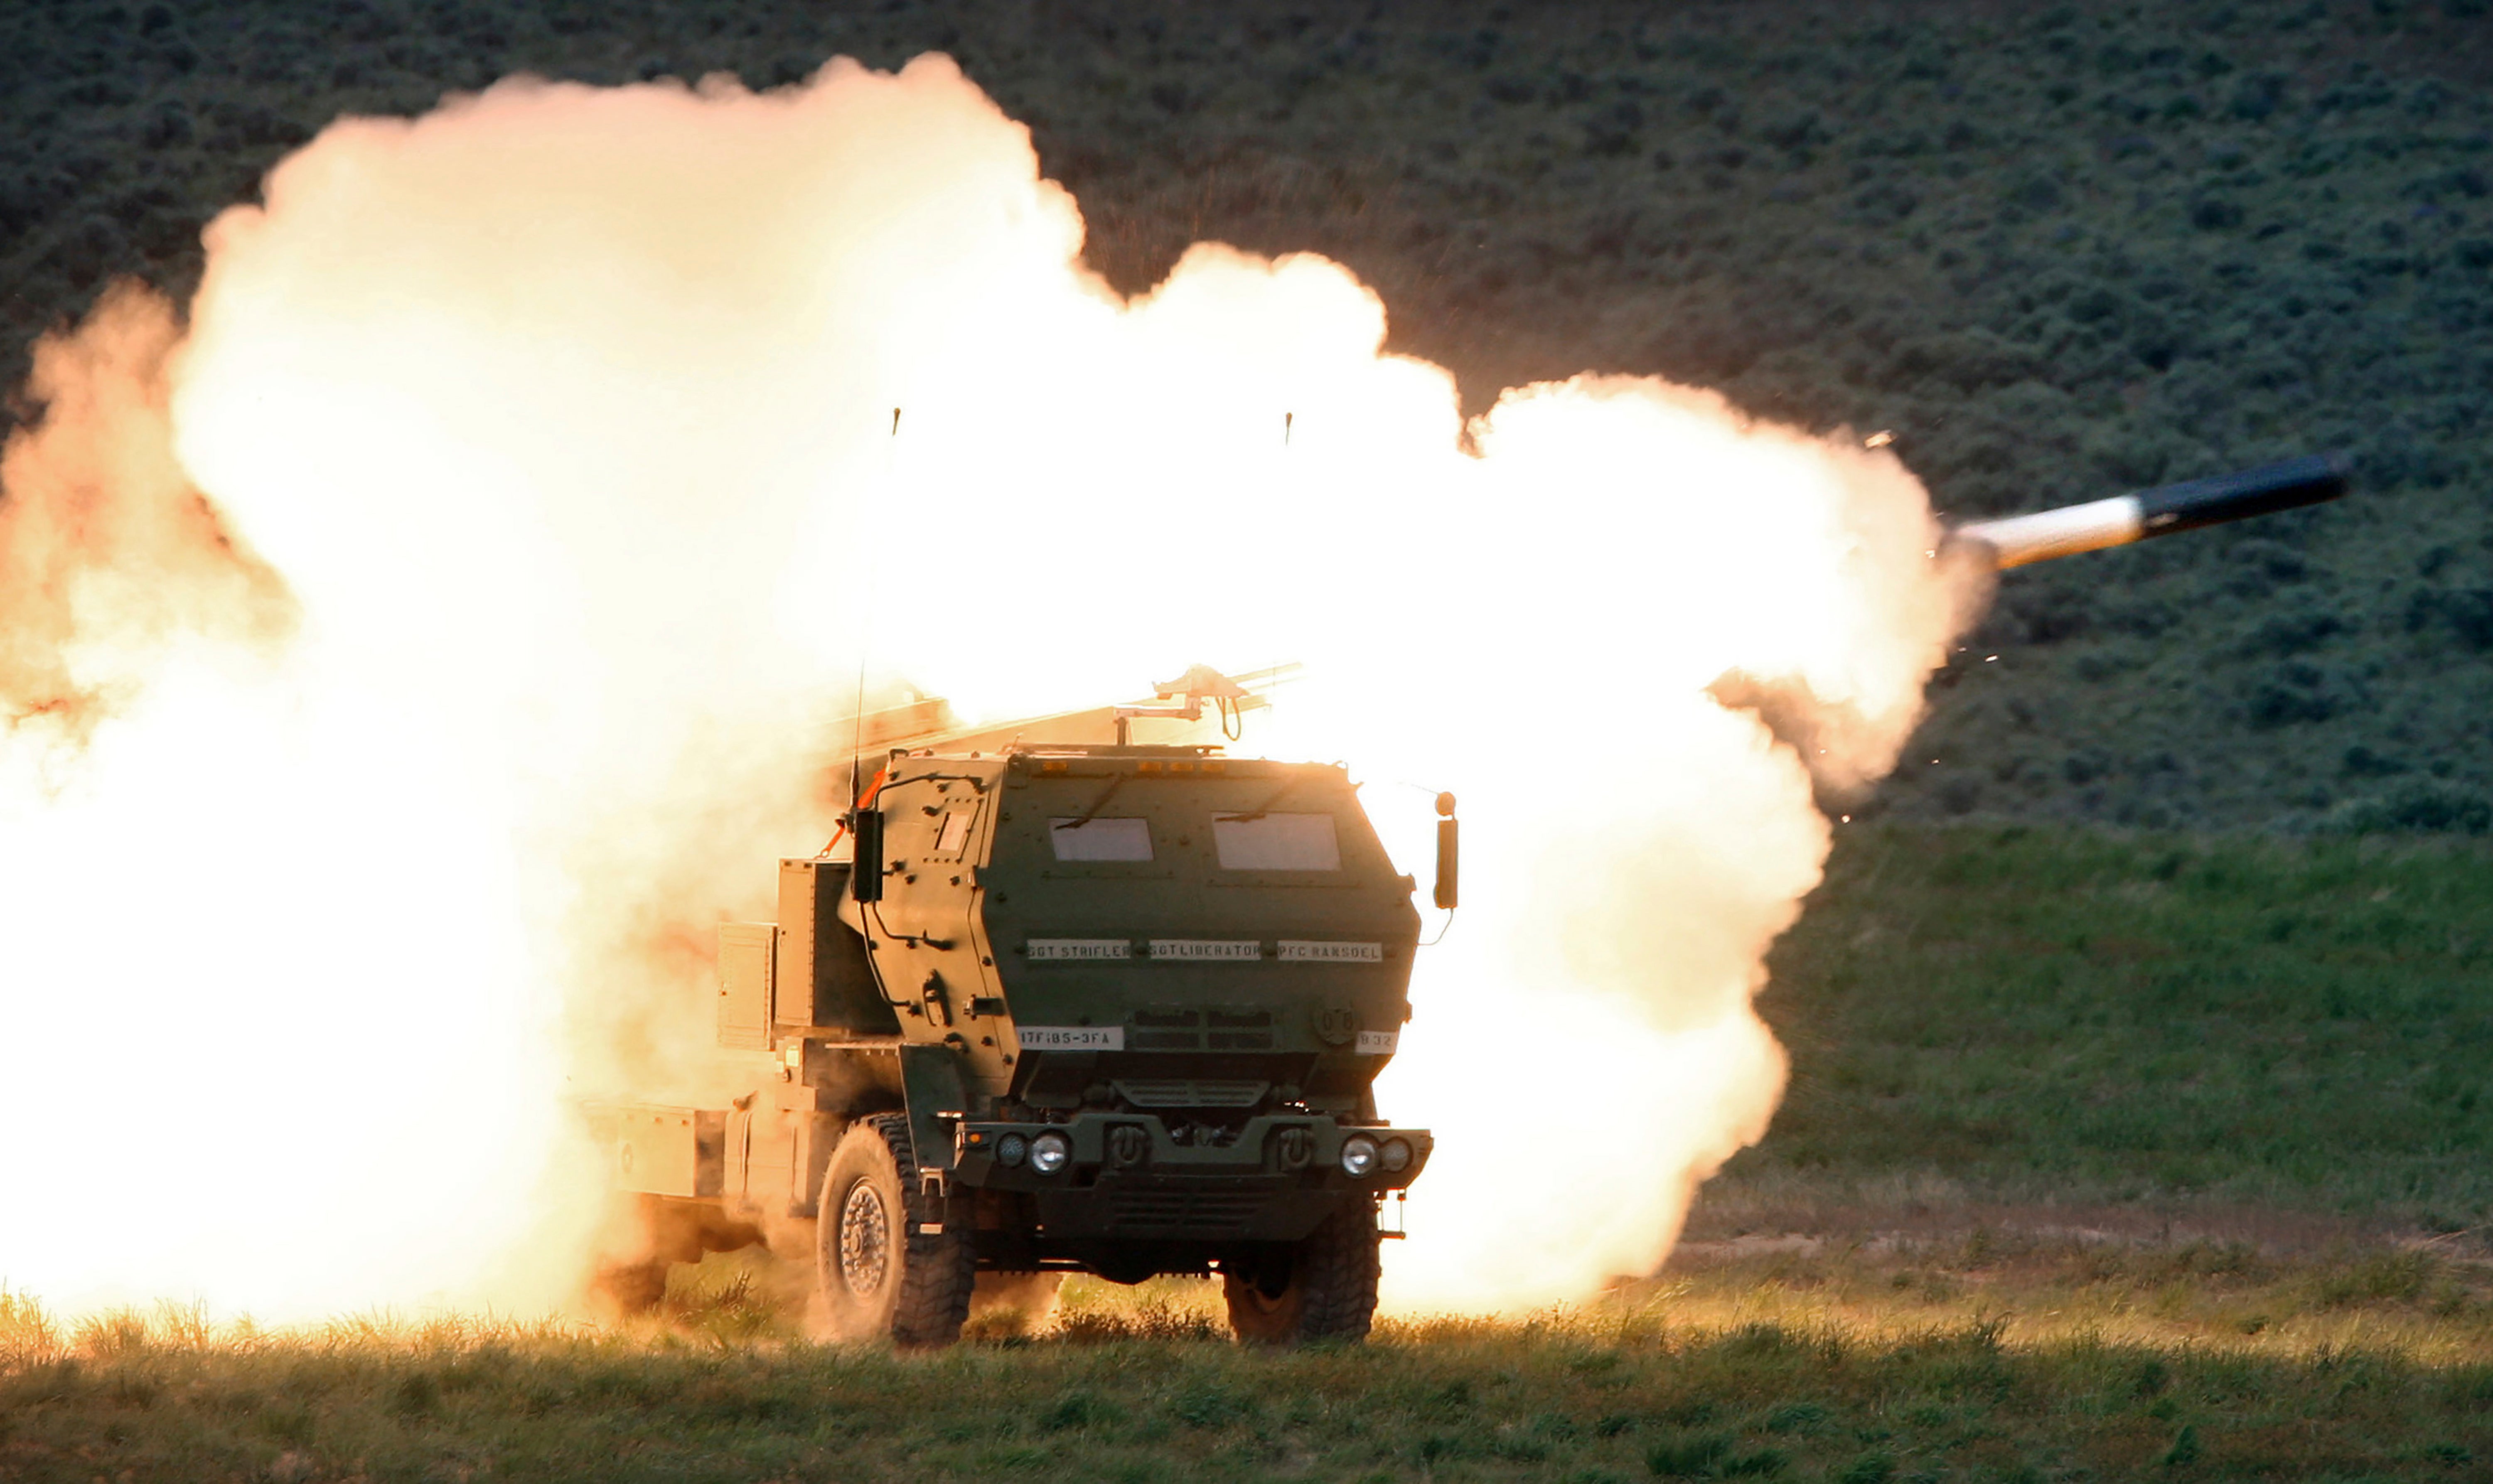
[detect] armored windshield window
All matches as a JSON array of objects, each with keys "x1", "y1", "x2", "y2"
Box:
[
  {"x1": 1212, "y1": 812, "x2": 1341, "y2": 871},
  {"x1": 1049, "y1": 816, "x2": 1153, "y2": 861}
]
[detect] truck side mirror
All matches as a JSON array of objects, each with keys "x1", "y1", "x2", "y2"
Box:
[
  {"x1": 851, "y1": 806, "x2": 885, "y2": 903},
  {"x1": 1432, "y1": 793, "x2": 1458, "y2": 911}
]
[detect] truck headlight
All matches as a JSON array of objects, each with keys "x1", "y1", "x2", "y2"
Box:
[
  {"x1": 1340, "y1": 1135, "x2": 1379, "y2": 1177},
  {"x1": 996, "y1": 1133, "x2": 1029, "y2": 1168},
  {"x1": 1029, "y1": 1131, "x2": 1071, "y2": 1175},
  {"x1": 1381, "y1": 1137, "x2": 1412, "y2": 1174}
]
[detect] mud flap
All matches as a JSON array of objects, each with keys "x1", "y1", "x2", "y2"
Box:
[{"x1": 897, "y1": 1044, "x2": 966, "y2": 1174}]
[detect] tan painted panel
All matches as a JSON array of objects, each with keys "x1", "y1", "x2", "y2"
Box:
[
  {"x1": 717, "y1": 923, "x2": 775, "y2": 1051},
  {"x1": 607, "y1": 1104, "x2": 723, "y2": 1199}
]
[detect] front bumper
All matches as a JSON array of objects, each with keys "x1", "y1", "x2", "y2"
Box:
[
  {"x1": 953, "y1": 1113, "x2": 1431, "y2": 1246},
  {"x1": 954, "y1": 1113, "x2": 1430, "y2": 1191}
]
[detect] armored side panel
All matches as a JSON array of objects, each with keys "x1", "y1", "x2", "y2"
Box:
[
  {"x1": 603, "y1": 1103, "x2": 725, "y2": 1199},
  {"x1": 716, "y1": 923, "x2": 776, "y2": 1050},
  {"x1": 727, "y1": 1079, "x2": 839, "y2": 1219},
  {"x1": 777, "y1": 858, "x2": 899, "y2": 1037}
]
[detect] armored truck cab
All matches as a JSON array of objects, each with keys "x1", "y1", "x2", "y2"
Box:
[{"x1": 597, "y1": 726, "x2": 1437, "y2": 1347}]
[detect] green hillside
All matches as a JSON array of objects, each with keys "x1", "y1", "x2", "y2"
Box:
[
  {"x1": 1717, "y1": 824, "x2": 2493, "y2": 1228},
  {"x1": 4, "y1": 0, "x2": 2487, "y2": 829}
]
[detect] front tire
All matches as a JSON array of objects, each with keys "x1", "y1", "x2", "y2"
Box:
[
  {"x1": 1223, "y1": 1203, "x2": 1380, "y2": 1345},
  {"x1": 815, "y1": 1113, "x2": 974, "y2": 1348}
]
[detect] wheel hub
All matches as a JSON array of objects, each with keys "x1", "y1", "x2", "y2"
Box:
[{"x1": 838, "y1": 1180, "x2": 891, "y2": 1298}]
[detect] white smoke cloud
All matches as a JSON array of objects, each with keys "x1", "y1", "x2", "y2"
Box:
[{"x1": 0, "y1": 56, "x2": 1969, "y2": 1319}]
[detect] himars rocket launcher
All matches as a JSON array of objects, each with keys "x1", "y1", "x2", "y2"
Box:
[{"x1": 583, "y1": 452, "x2": 2352, "y2": 1351}]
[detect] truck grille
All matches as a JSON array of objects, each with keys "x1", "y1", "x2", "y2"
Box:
[
  {"x1": 1124, "y1": 1007, "x2": 1271, "y2": 1051},
  {"x1": 1206, "y1": 1008, "x2": 1271, "y2": 1049},
  {"x1": 1113, "y1": 1079, "x2": 1269, "y2": 1108},
  {"x1": 1106, "y1": 1188, "x2": 1274, "y2": 1233}
]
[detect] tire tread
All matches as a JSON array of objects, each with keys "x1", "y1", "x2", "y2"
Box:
[
  {"x1": 1296, "y1": 1204, "x2": 1381, "y2": 1342},
  {"x1": 861, "y1": 1112, "x2": 975, "y2": 1348},
  {"x1": 1222, "y1": 1202, "x2": 1379, "y2": 1345}
]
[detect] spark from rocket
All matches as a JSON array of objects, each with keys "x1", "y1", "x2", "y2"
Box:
[{"x1": 0, "y1": 57, "x2": 1974, "y2": 1319}]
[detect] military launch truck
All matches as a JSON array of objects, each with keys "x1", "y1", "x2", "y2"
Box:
[
  {"x1": 590, "y1": 454, "x2": 2347, "y2": 1349},
  {"x1": 593, "y1": 667, "x2": 1445, "y2": 1346}
]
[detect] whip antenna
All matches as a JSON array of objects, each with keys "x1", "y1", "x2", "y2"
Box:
[{"x1": 846, "y1": 407, "x2": 901, "y2": 817}]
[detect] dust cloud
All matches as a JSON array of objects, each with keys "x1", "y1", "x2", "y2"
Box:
[
  {"x1": 0, "y1": 56, "x2": 1975, "y2": 1319},
  {"x1": 0, "y1": 284, "x2": 292, "y2": 754}
]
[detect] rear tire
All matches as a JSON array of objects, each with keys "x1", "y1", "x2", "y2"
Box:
[
  {"x1": 1223, "y1": 1203, "x2": 1379, "y2": 1345},
  {"x1": 815, "y1": 1113, "x2": 974, "y2": 1348}
]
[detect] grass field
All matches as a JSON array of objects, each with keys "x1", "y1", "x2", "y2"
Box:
[
  {"x1": 5, "y1": 1263, "x2": 2490, "y2": 1484},
  {"x1": 8, "y1": 827, "x2": 2492, "y2": 1482}
]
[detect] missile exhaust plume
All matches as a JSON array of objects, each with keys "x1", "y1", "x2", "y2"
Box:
[
  {"x1": 0, "y1": 58, "x2": 1977, "y2": 1320},
  {"x1": 0, "y1": 285, "x2": 294, "y2": 751}
]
